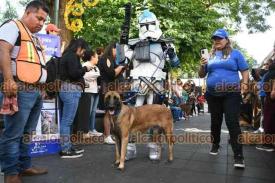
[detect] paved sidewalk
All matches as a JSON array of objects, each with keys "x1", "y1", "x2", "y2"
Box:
[{"x1": 3, "y1": 114, "x2": 275, "y2": 183}]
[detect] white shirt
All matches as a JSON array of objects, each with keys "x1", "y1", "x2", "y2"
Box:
[{"x1": 82, "y1": 62, "x2": 100, "y2": 93}]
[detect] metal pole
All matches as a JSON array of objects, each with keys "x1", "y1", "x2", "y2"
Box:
[{"x1": 54, "y1": 0, "x2": 60, "y2": 25}]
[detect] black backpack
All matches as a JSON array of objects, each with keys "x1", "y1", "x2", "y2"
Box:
[{"x1": 45, "y1": 56, "x2": 61, "y2": 98}]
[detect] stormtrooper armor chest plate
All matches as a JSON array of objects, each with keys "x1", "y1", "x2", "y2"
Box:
[{"x1": 131, "y1": 42, "x2": 166, "y2": 80}]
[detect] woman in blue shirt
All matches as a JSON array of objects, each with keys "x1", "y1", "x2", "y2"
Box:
[{"x1": 198, "y1": 29, "x2": 249, "y2": 169}]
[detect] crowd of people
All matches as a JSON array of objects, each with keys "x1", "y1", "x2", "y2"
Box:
[
  {"x1": 0, "y1": 1, "x2": 275, "y2": 183},
  {"x1": 169, "y1": 79, "x2": 205, "y2": 122}
]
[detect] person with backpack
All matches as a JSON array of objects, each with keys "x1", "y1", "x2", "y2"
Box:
[
  {"x1": 0, "y1": 1, "x2": 49, "y2": 182},
  {"x1": 198, "y1": 28, "x2": 249, "y2": 168},
  {"x1": 58, "y1": 38, "x2": 93, "y2": 158}
]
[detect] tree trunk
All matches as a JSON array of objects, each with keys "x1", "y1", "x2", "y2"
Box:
[
  {"x1": 46, "y1": 0, "x2": 72, "y2": 48},
  {"x1": 46, "y1": 0, "x2": 54, "y2": 21},
  {"x1": 48, "y1": 0, "x2": 72, "y2": 48},
  {"x1": 58, "y1": 0, "x2": 73, "y2": 47}
]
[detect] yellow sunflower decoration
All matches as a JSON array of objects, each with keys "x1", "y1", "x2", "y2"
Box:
[
  {"x1": 71, "y1": 19, "x2": 83, "y2": 32},
  {"x1": 64, "y1": 0, "x2": 100, "y2": 32},
  {"x1": 84, "y1": 0, "x2": 100, "y2": 7},
  {"x1": 71, "y1": 3, "x2": 84, "y2": 17}
]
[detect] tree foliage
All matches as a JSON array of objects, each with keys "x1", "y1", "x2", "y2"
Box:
[
  {"x1": 0, "y1": 1, "x2": 18, "y2": 23},
  {"x1": 19, "y1": 0, "x2": 32, "y2": 6},
  {"x1": 72, "y1": 0, "x2": 274, "y2": 76},
  {"x1": 1, "y1": 0, "x2": 274, "y2": 76}
]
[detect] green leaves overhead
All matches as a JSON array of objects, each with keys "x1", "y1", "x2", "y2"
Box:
[
  {"x1": 0, "y1": 1, "x2": 18, "y2": 23},
  {"x1": 73, "y1": 0, "x2": 274, "y2": 75}
]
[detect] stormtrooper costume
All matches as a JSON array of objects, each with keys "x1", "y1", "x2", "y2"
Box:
[{"x1": 122, "y1": 10, "x2": 179, "y2": 161}]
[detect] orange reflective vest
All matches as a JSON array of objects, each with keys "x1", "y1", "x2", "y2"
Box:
[{"x1": 13, "y1": 20, "x2": 46, "y2": 84}]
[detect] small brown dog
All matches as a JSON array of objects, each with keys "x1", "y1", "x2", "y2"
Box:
[
  {"x1": 179, "y1": 103, "x2": 192, "y2": 120},
  {"x1": 104, "y1": 91, "x2": 174, "y2": 171}
]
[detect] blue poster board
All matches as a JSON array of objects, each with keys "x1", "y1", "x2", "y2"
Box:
[
  {"x1": 36, "y1": 33, "x2": 61, "y2": 62},
  {"x1": 29, "y1": 139, "x2": 61, "y2": 157},
  {"x1": 29, "y1": 100, "x2": 60, "y2": 157}
]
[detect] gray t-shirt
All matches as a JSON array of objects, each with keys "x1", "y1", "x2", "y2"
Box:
[{"x1": 0, "y1": 21, "x2": 47, "y2": 83}]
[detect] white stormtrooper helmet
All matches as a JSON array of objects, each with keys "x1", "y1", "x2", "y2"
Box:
[{"x1": 138, "y1": 9, "x2": 162, "y2": 41}]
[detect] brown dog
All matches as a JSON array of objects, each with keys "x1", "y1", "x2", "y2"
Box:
[
  {"x1": 240, "y1": 91, "x2": 261, "y2": 128},
  {"x1": 104, "y1": 91, "x2": 174, "y2": 171},
  {"x1": 179, "y1": 103, "x2": 192, "y2": 120}
]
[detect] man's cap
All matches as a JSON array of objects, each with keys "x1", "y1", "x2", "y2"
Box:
[
  {"x1": 211, "y1": 28, "x2": 229, "y2": 39},
  {"x1": 46, "y1": 23, "x2": 61, "y2": 32}
]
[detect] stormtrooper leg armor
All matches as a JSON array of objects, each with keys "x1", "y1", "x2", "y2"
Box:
[{"x1": 125, "y1": 142, "x2": 137, "y2": 161}]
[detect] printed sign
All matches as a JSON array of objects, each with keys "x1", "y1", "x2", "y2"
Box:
[{"x1": 36, "y1": 33, "x2": 61, "y2": 62}]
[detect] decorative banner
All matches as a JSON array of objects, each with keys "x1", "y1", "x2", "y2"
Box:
[
  {"x1": 36, "y1": 33, "x2": 61, "y2": 62},
  {"x1": 64, "y1": 0, "x2": 100, "y2": 32}
]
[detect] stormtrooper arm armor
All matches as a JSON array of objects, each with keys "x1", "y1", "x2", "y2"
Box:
[
  {"x1": 123, "y1": 44, "x2": 134, "y2": 65},
  {"x1": 164, "y1": 43, "x2": 180, "y2": 67}
]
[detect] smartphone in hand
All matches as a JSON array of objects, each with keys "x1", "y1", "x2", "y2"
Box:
[{"x1": 201, "y1": 49, "x2": 209, "y2": 60}]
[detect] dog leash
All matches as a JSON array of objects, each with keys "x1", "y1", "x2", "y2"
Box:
[{"x1": 121, "y1": 92, "x2": 139, "y2": 103}]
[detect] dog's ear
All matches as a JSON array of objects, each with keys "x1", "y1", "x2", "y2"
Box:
[
  {"x1": 114, "y1": 94, "x2": 122, "y2": 110},
  {"x1": 104, "y1": 95, "x2": 110, "y2": 108}
]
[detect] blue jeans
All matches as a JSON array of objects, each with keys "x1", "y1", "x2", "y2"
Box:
[
  {"x1": 89, "y1": 93, "x2": 99, "y2": 131},
  {"x1": 0, "y1": 91, "x2": 42, "y2": 175},
  {"x1": 170, "y1": 106, "x2": 181, "y2": 121},
  {"x1": 59, "y1": 86, "x2": 81, "y2": 151}
]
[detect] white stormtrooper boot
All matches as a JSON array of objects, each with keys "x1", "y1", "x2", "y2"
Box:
[
  {"x1": 148, "y1": 142, "x2": 161, "y2": 161},
  {"x1": 125, "y1": 143, "x2": 137, "y2": 161}
]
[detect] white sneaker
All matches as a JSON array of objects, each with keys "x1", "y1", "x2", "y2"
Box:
[
  {"x1": 104, "y1": 136, "x2": 115, "y2": 144},
  {"x1": 90, "y1": 130, "x2": 103, "y2": 136}
]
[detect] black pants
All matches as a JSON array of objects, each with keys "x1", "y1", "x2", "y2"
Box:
[
  {"x1": 206, "y1": 92, "x2": 243, "y2": 158},
  {"x1": 73, "y1": 93, "x2": 92, "y2": 134},
  {"x1": 191, "y1": 103, "x2": 196, "y2": 115}
]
